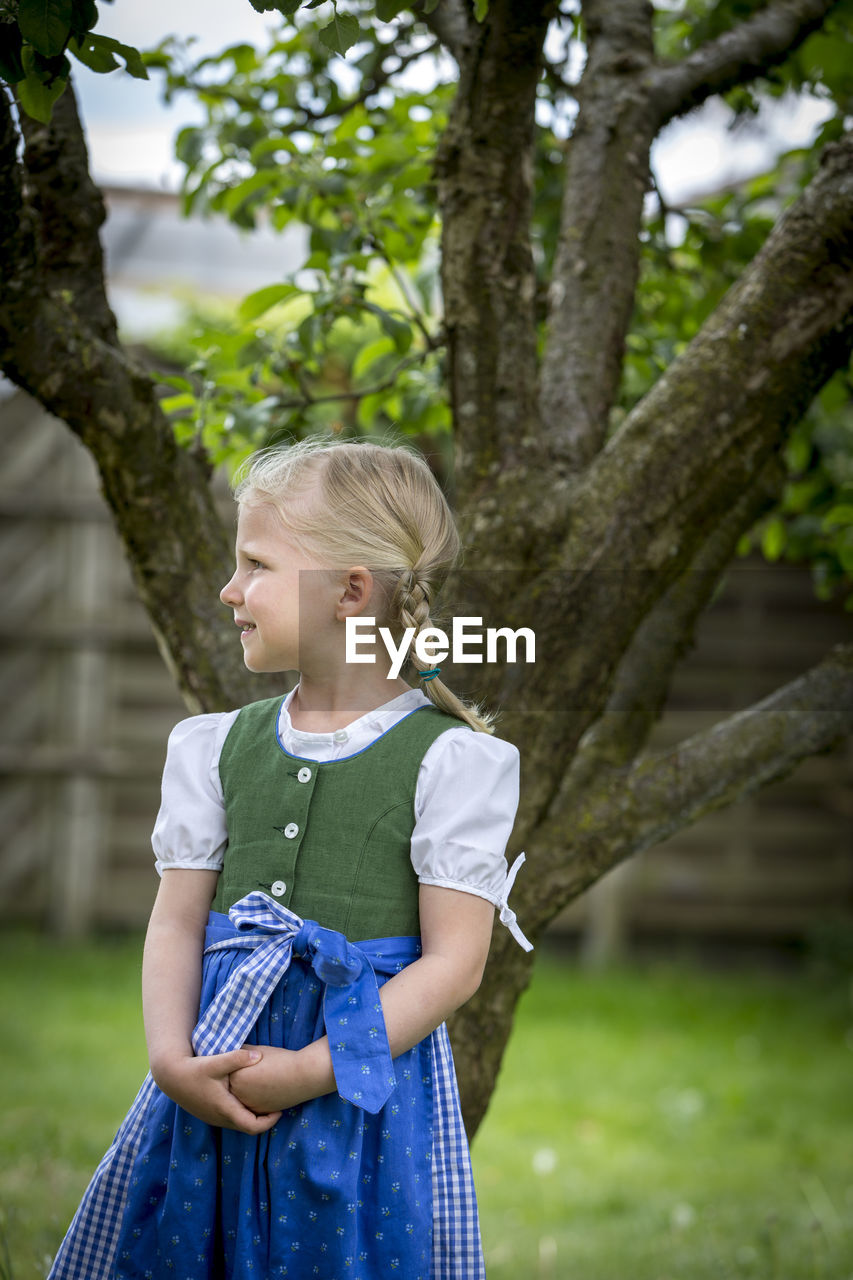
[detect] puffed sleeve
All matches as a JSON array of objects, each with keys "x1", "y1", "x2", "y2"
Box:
[
  {"x1": 411, "y1": 728, "x2": 533, "y2": 950},
  {"x1": 151, "y1": 711, "x2": 239, "y2": 875}
]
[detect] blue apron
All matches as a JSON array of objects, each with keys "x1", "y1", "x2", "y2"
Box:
[{"x1": 50, "y1": 893, "x2": 451, "y2": 1280}]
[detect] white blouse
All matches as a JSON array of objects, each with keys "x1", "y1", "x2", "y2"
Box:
[{"x1": 152, "y1": 685, "x2": 532, "y2": 949}]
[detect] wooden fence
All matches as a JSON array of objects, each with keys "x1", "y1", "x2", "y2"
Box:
[{"x1": 1, "y1": 387, "x2": 851, "y2": 949}]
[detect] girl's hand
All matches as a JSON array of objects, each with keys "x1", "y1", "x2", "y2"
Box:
[
  {"x1": 152, "y1": 1047, "x2": 282, "y2": 1135},
  {"x1": 230, "y1": 1045, "x2": 317, "y2": 1115}
]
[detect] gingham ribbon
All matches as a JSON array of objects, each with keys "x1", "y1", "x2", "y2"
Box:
[{"x1": 200, "y1": 891, "x2": 396, "y2": 1113}]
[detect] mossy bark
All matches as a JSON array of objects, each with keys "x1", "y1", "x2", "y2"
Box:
[{"x1": 0, "y1": 86, "x2": 270, "y2": 714}]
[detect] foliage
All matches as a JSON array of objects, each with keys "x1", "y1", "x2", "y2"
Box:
[
  {"x1": 143, "y1": 11, "x2": 455, "y2": 467},
  {"x1": 621, "y1": 147, "x2": 853, "y2": 606},
  {"x1": 653, "y1": 0, "x2": 853, "y2": 123},
  {"x1": 0, "y1": 0, "x2": 488, "y2": 122},
  {"x1": 3, "y1": 0, "x2": 852, "y2": 605},
  {"x1": 135, "y1": 3, "x2": 853, "y2": 604},
  {"x1": 148, "y1": 252, "x2": 451, "y2": 479},
  {"x1": 0, "y1": 0, "x2": 148, "y2": 124}
]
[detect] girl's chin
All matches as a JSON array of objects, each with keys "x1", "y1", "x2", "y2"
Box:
[{"x1": 242, "y1": 653, "x2": 294, "y2": 674}]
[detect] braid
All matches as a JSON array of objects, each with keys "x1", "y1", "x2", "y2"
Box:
[
  {"x1": 397, "y1": 570, "x2": 433, "y2": 663},
  {"x1": 390, "y1": 567, "x2": 497, "y2": 734}
]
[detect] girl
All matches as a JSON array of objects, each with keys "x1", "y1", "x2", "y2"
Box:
[{"x1": 49, "y1": 436, "x2": 531, "y2": 1280}]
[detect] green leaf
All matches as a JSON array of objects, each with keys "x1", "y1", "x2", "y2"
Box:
[
  {"x1": 17, "y1": 46, "x2": 67, "y2": 120},
  {"x1": 221, "y1": 171, "x2": 280, "y2": 217},
  {"x1": 761, "y1": 516, "x2": 786, "y2": 561},
  {"x1": 357, "y1": 390, "x2": 389, "y2": 430},
  {"x1": 86, "y1": 32, "x2": 148, "y2": 78},
  {"x1": 376, "y1": 0, "x2": 408, "y2": 20},
  {"x1": 363, "y1": 302, "x2": 413, "y2": 353},
  {"x1": 302, "y1": 250, "x2": 330, "y2": 272},
  {"x1": 160, "y1": 393, "x2": 197, "y2": 414},
  {"x1": 473, "y1": 0, "x2": 489, "y2": 20},
  {"x1": 238, "y1": 283, "x2": 301, "y2": 322},
  {"x1": 68, "y1": 33, "x2": 118, "y2": 73},
  {"x1": 318, "y1": 13, "x2": 361, "y2": 56},
  {"x1": 69, "y1": 0, "x2": 98, "y2": 41},
  {"x1": 838, "y1": 532, "x2": 853, "y2": 573},
  {"x1": 822, "y1": 504, "x2": 853, "y2": 530},
  {"x1": 250, "y1": 135, "x2": 300, "y2": 166},
  {"x1": 175, "y1": 126, "x2": 204, "y2": 170},
  {"x1": 352, "y1": 335, "x2": 396, "y2": 381},
  {"x1": 18, "y1": 0, "x2": 73, "y2": 58},
  {"x1": 156, "y1": 374, "x2": 195, "y2": 393}
]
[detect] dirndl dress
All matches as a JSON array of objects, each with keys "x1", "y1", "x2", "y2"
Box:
[{"x1": 47, "y1": 892, "x2": 485, "y2": 1280}]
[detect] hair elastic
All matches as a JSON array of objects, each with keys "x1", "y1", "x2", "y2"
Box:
[{"x1": 420, "y1": 667, "x2": 441, "y2": 682}]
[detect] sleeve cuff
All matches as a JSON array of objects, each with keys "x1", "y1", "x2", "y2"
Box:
[
  {"x1": 418, "y1": 852, "x2": 534, "y2": 952},
  {"x1": 155, "y1": 858, "x2": 224, "y2": 877}
]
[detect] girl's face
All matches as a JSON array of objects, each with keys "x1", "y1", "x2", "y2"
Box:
[{"x1": 219, "y1": 501, "x2": 339, "y2": 673}]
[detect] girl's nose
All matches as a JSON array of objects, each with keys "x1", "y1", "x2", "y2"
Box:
[{"x1": 220, "y1": 573, "x2": 241, "y2": 607}]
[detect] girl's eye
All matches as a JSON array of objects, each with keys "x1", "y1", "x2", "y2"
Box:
[{"x1": 248, "y1": 559, "x2": 265, "y2": 570}]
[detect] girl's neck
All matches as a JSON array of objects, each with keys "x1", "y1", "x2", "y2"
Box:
[{"x1": 288, "y1": 672, "x2": 415, "y2": 734}]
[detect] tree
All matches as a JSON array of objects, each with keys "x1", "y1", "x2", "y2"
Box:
[{"x1": 1, "y1": 0, "x2": 852, "y2": 1135}]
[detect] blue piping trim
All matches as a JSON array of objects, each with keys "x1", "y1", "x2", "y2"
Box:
[{"x1": 272, "y1": 698, "x2": 433, "y2": 764}]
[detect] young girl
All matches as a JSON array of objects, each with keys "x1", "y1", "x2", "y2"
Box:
[{"x1": 49, "y1": 436, "x2": 531, "y2": 1280}]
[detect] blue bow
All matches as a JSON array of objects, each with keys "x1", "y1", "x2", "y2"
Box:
[{"x1": 198, "y1": 892, "x2": 396, "y2": 1114}]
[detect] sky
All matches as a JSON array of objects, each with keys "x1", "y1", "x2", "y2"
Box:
[{"x1": 72, "y1": 0, "x2": 833, "y2": 204}]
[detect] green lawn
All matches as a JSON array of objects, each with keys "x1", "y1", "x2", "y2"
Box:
[{"x1": 1, "y1": 933, "x2": 851, "y2": 1279}]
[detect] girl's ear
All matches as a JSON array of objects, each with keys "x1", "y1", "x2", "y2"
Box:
[{"x1": 336, "y1": 566, "x2": 375, "y2": 618}]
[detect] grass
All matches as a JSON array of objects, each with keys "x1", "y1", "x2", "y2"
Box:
[
  {"x1": 475, "y1": 950, "x2": 853, "y2": 1280},
  {"x1": 1, "y1": 933, "x2": 852, "y2": 1279}
]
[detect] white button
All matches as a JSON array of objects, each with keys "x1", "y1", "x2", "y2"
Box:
[
  {"x1": 271, "y1": 880, "x2": 286, "y2": 897},
  {"x1": 283, "y1": 822, "x2": 299, "y2": 839},
  {"x1": 297, "y1": 767, "x2": 312, "y2": 783},
  {"x1": 333, "y1": 729, "x2": 348, "y2": 743}
]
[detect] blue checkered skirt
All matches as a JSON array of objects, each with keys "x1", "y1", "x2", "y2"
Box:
[{"x1": 47, "y1": 902, "x2": 485, "y2": 1280}]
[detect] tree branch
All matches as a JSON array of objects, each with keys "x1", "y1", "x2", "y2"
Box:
[
  {"x1": 181, "y1": 35, "x2": 441, "y2": 125},
  {"x1": 267, "y1": 348, "x2": 431, "y2": 410},
  {"x1": 539, "y1": 0, "x2": 659, "y2": 474},
  {"x1": 526, "y1": 638, "x2": 853, "y2": 928},
  {"x1": 15, "y1": 82, "x2": 118, "y2": 344},
  {"x1": 3, "y1": 301, "x2": 263, "y2": 712},
  {"x1": 652, "y1": 0, "x2": 843, "y2": 127},
  {"x1": 565, "y1": 451, "x2": 786, "y2": 788},
  {"x1": 0, "y1": 78, "x2": 270, "y2": 715},
  {"x1": 491, "y1": 129, "x2": 853, "y2": 827},
  {"x1": 435, "y1": 0, "x2": 557, "y2": 530},
  {"x1": 411, "y1": 0, "x2": 474, "y2": 61},
  {"x1": 0, "y1": 88, "x2": 36, "y2": 313}
]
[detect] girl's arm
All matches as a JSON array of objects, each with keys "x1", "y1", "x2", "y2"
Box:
[
  {"x1": 144, "y1": 868, "x2": 281, "y2": 1134},
  {"x1": 229, "y1": 883, "x2": 494, "y2": 1113}
]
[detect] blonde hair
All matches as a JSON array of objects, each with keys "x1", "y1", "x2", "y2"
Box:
[{"x1": 232, "y1": 436, "x2": 497, "y2": 734}]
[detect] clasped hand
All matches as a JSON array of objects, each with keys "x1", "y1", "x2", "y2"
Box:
[
  {"x1": 153, "y1": 1044, "x2": 314, "y2": 1133},
  {"x1": 152, "y1": 1045, "x2": 302, "y2": 1135},
  {"x1": 229, "y1": 1044, "x2": 308, "y2": 1116}
]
